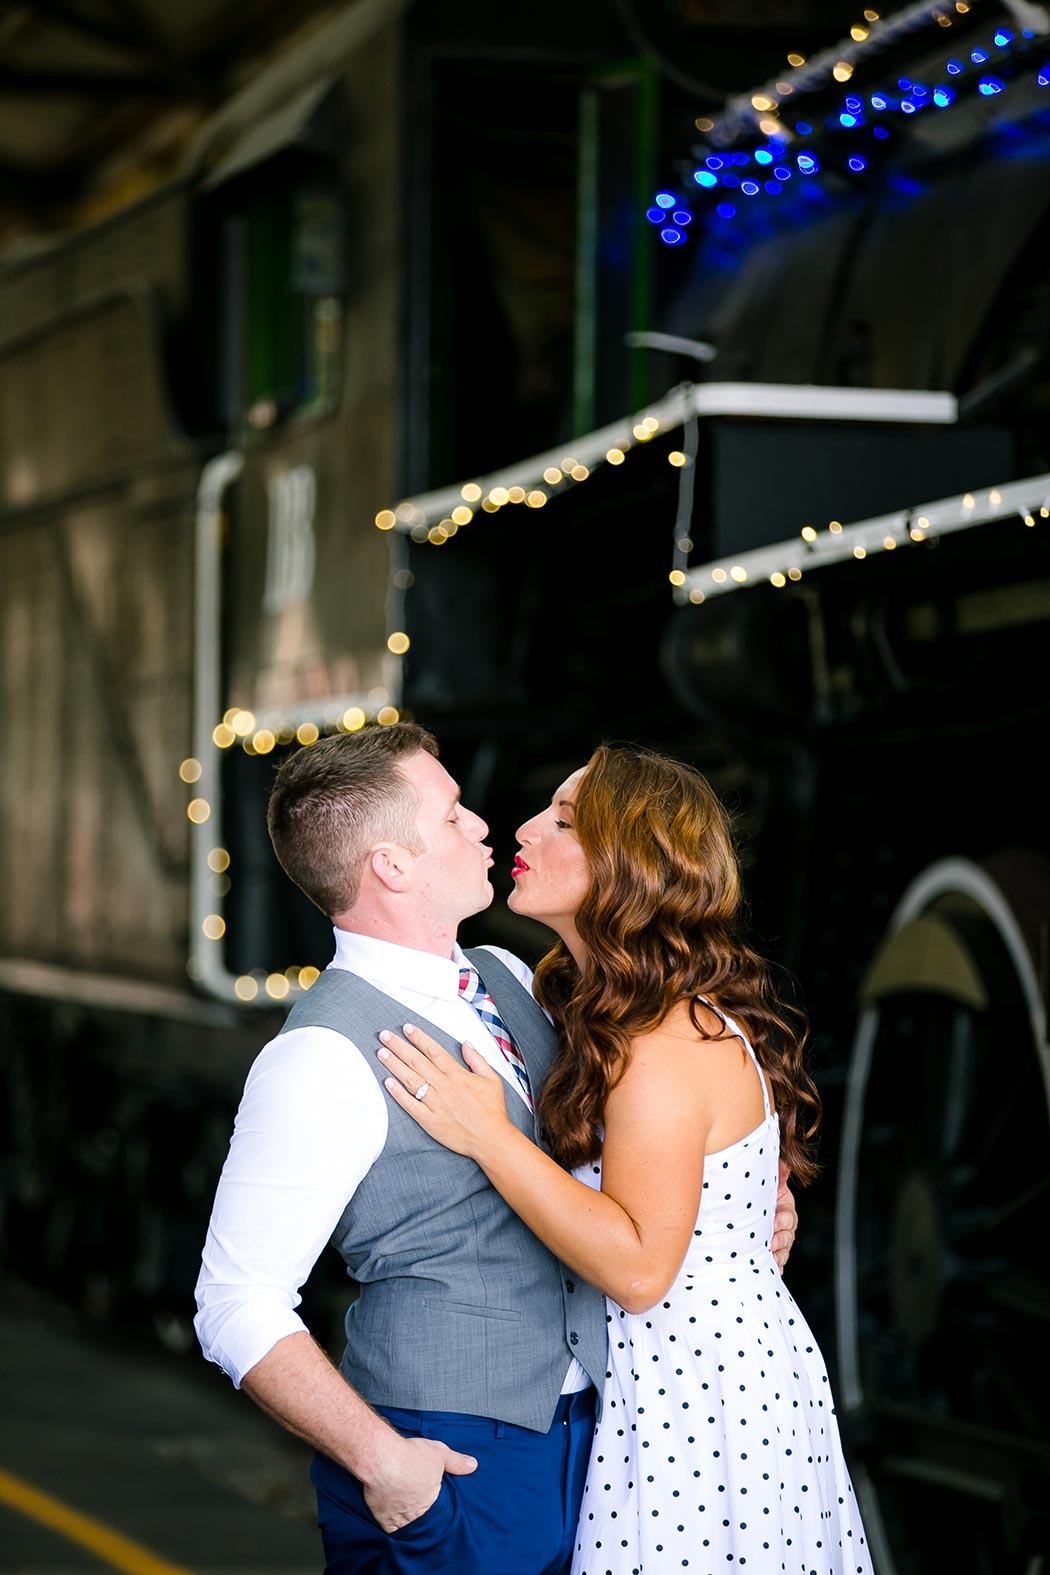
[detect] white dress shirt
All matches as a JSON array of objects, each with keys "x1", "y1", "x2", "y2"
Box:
[{"x1": 194, "y1": 929, "x2": 589, "y2": 1397}]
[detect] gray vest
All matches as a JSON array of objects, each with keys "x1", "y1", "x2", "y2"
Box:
[{"x1": 279, "y1": 947, "x2": 607, "y2": 1432}]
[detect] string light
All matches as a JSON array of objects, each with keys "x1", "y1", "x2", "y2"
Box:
[
  {"x1": 190, "y1": 452, "x2": 411, "y2": 1011},
  {"x1": 706, "y1": 1, "x2": 960, "y2": 146},
  {"x1": 647, "y1": 188, "x2": 696, "y2": 244},
  {"x1": 185, "y1": 690, "x2": 411, "y2": 1002},
  {"x1": 377, "y1": 381, "x2": 955, "y2": 545},
  {"x1": 376, "y1": 390, "x2": 689, "y2": 539},
  {"x1": 677, "y1": 474, "x2": 1049, "y2": 605},
  {"x1": 680, "y1": 7, "x2": 1049, "y2": 228}
]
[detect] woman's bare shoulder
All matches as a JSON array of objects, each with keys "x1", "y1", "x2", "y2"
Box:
[
  {"x1": 646, "y1": 995, "x2": 737, "y2": 1037},
  {"x1": 627, "y1": 996, "x2": 736, "y2": 1060}
]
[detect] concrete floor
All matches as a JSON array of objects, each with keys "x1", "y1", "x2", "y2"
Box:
[{"x1": 0, "y1": 1289, "x2": 322, "y2": 1574}]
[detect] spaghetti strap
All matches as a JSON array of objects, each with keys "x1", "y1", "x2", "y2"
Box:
[
  {"x1": 702, "y1": 998, "x2": 772, "y2": 1121},
  {"x1": 742, "y1": 1034, "x2": 772, "y2": 1120}
]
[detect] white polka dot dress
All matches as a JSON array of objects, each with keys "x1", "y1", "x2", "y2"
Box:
[{"x1": 571, "y1": 1018, "x2": 873, "y2": 1575}]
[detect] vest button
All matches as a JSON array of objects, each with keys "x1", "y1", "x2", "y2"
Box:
[
  {"x1": 569, "y1": 1331, "x2": 579, "y2": 1346},
  {"x1": 565, "y1": 1279, "x2": 575, "y2": 1293}
]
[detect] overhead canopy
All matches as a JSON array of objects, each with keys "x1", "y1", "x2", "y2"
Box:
[
  {"x1": 676, "y1": 470, "x2": 1050, "y2": 605},
  {"x1": 386, "y1": 380, "x2": 958, "y2": 533}
]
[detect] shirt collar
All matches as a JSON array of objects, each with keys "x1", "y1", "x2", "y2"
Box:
[{"x1": 330, "y1": 927, "x2": 472, "y2": 1001}]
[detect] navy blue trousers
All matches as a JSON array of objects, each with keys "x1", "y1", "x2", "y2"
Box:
[{"x1": 311, "y1": 1389, "x2": 597, "y2": 1575}]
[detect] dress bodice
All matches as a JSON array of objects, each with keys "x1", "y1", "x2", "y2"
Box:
[{"x1": 575, "y1": 1002, "x2": 780, "y2": 1273}]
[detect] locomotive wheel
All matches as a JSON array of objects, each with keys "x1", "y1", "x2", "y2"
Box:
[{"x1": 835, "y1": 857, "x2": 1050, "y2": 1575}]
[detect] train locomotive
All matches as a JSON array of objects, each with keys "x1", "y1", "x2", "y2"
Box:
[{"x1": 0, "y1": 4, "x2": 1047, "y2": 1571}]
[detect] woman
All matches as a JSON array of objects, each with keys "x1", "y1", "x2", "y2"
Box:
[{"x1": 377, "y1": 744, "x2": 873, "y2": 1575}]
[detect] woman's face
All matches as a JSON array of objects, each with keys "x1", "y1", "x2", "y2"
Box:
[{"x1": 507, "y1": 768, "x2": 591, "y2": 945}]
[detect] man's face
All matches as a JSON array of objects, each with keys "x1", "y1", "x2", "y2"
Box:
[{"x1": 397, "y1": 750, "x2": 494, "y2": 925}]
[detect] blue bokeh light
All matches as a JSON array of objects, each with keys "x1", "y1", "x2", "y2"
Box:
[{"x1": 641, "y1": 37, "x2": 1038, "y2": 240}]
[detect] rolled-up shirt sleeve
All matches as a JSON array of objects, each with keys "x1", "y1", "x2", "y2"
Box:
[{"x1": 194, "y1": 1025, "x2": 388, "y2": 1388}]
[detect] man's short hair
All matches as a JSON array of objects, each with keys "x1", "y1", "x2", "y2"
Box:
[{"x1": 266, "y1": 722, "x2": 439, "y2": 917}]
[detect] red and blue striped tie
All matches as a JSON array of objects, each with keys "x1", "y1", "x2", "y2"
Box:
[{"x1": 458, "y1": 964, "x2": 534, "y2": 1111}]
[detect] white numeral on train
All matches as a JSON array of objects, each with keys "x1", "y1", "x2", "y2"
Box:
[{"x1": 264, "y1": 464, "x2": 317, "y2": 612}]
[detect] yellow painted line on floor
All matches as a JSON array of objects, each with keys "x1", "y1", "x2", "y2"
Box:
[{"x1": 0, "y1": 1466, "x2": 199, "y2": 1575}]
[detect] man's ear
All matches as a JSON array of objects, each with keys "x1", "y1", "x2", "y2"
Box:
[{"x1": 369, "y1": 842, "x2": 413, "y2": 893}]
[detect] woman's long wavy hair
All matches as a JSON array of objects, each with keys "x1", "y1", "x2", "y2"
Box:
[{"x1": 533, "y1": 745, "x2": 821, "y2": 1183}]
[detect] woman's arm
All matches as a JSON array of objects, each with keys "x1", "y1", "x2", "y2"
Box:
[{"x1": 377, "y1": 1023, "x2": 712, "y2": 1314}]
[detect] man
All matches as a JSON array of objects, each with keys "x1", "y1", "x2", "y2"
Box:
[{"x1": 194, "y1": 722, "x2": 797, "y2": 1575}]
